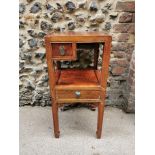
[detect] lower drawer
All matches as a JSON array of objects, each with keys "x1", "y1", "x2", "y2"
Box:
[{"x1": 56, "y1": 90, "x2": 102, "y2": 103}]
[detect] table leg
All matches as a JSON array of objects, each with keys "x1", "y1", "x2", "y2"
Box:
[
  {"x1": 52, "y1": 100, "x2": 60, "y2": 138},
  {"x1": 96, "y1": 102, "x2": 104, "y2": 139}
]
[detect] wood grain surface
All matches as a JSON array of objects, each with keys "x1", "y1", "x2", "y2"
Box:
[{"x1": 45, "y1": 32, "x2": 112, "y2": 138}]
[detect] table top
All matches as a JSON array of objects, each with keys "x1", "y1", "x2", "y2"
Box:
[
  {"x1": 45, "y1": 32, "x2": 110, "y2": 37},
  {"x1": 45, "y1": 32, "x2": 112, "y2": 42}
]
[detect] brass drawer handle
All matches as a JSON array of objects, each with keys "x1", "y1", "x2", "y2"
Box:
[
  {"x1": 59, "y1": 46, "x2": 65, "y2": 56},
  {"x1": 75, "y1": 91, "x2": 80, "y2": 98}
]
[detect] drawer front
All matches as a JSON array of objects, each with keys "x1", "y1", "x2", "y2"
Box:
[
  {"x1": 56, "y1": 90, "x2": 101, "y2": 103},
  {"x1": 51, "y1": 43, "x2": 76, "y2": 60}
]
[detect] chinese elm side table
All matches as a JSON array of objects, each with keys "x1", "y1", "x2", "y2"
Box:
[{"x1": 45, "y1": 32, "x2": 112, "y2": 138}]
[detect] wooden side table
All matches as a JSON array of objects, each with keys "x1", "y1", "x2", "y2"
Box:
[{"x1": 45, "y1": 32, "x2": 112, "y2": 138}]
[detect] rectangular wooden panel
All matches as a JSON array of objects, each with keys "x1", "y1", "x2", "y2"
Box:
[
  {"x1": 55, "y1": 69, "x2": 103, "y2": 90},
  {"x1": 57, "y1": 69, "x2": 99, "y2": 85}
]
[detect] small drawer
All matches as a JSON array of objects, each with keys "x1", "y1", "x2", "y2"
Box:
[
  {"x1": 51, "y1": 43, "x2": 76, "y2": 60},
  {"x1": 56, "y1": 90, "x2": 101, "y2": 103}
]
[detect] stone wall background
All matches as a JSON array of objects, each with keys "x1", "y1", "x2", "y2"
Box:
[
  {"x1": 123, "y1": 50, "x2": 135, "y2": 112},
  {"x1": 19, "y1": 0, "x2": 135, "y2": 111}
]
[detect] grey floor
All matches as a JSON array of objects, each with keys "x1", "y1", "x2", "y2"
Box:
[{"x1": 19, "y1": 106, "x2": 135, "y2": 155}]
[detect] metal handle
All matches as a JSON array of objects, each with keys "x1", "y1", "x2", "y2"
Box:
[
  {"x1": 59, "y1": 46, "x2": 65, "y2": 56},
  {"x1": 75, "y1": 91, "x2": 80, "y2": 98}
]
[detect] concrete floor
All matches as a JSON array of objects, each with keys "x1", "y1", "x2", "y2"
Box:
[{"x1": 19, "y1": 106, "x2": 135, "y2": 155}]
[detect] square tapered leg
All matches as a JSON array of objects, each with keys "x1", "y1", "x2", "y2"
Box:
[
  {"x1": 96, "y1": 102, "x2": 104, "y2": 138},
  {"x1": 52, "y1": 100, "x2": 60, "y2": 138}
]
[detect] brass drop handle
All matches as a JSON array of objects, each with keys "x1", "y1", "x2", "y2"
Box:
[
  {"x1": 75, "y1": 91, "x2": 81, "y2": 98},
  {"x1": 59, "y1": 46, "x2": 65, "y2": 56}
]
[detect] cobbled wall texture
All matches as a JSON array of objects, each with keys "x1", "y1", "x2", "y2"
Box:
[
  {"x1": 123, "y1": 50, "x2": 135, "y2": 112},
  {"x1": 19, "y1": 0, "x2": 135, "y2": 110}
]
